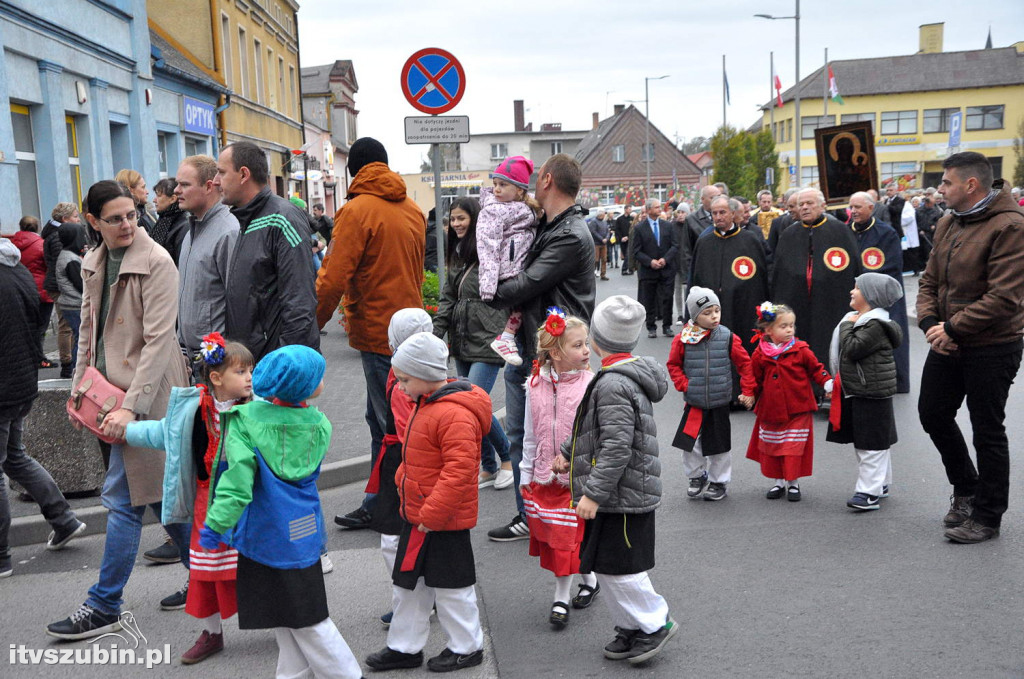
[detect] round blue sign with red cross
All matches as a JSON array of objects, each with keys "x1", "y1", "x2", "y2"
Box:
[{"x1": 401, "y1": 48, "x2": 466, "y2": 114}]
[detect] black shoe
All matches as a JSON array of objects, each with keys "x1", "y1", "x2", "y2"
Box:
[
  {"x1": 787, "y1": 485, "x2": 802, "y2": 502},
  {"x1": 622, "y1": 270, "x2": 634, "y2": 276},
  {"x1": 549, "y1": 601, "x2": 569, "y2": 629},
  {"x1": 0, "y1": 555, "x2": 12, "y2": 578},
  {"x1": 366, "y1": 647, "x2": 424, "y2": 671},
  {"x1": 143, "y1": 536, "x2": 182, "y2": 564},
  {"x1": 662, "y1": 328, "x2": 673, "y2": 337},
  {"x1": 334, "y1": 506, "x2": 372, "y2": 530},
  {"x1": 47, "y1": 604, "x2": 122, "y2": 640},
  {"x1": 160, "y1": 581, "x2": 189, "y2": 610},
  {"x1": 765, "y1": 484, "x2": 785, "y2": 500},
  {"x1": 944, "y1": 518, "x2": 999, "y2": 544},
  {"x1": 627, "y1": 618, "x2": 679, "y2": 664},
  {"x1": 647, "y1": 330, "x2": 657, "y2": 339},
  {"x1": 59, "y1": 366, "x2": 73, "y2": 379},
  {"x1": 604, "y1": 627, "x2": 640, "y2": 659},
  {"x1": 571, "y1": 582, "x2": 600, "y2": 609},
  {"x1": 426, "y1": 648, "x2": 483, "y2": 672},
  {"x1": 47, "y1": 520, "x2": 86, "y2": 551},
  {"x1": 487, "y1": 514, "x2": 530, "y2": 542}
]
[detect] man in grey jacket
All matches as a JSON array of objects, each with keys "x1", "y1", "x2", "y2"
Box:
[
  {"x1": 588, "y1": 209, "x2": 611, "y2": 280},
  {"x1": 174, "y1": 154, "x2": 239, "y2": 368}
]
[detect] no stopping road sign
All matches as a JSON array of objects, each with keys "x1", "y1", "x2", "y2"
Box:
[{"x1": 401, "y1": 48, "x2": 466, "y2": 114}]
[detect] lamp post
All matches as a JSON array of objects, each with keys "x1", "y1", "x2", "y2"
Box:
[
  {"x1": 644, "y1": 75, "x2": 669, "y2": 203},
  {"x1": 755, "y1": 0, "x2": 800, "y2": 189}
]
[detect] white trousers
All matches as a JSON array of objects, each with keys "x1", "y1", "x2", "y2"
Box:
[
  {"x1": 274, "y1": 617, "x2": 362, "y2": 679},
  {"x1": 381, "y1": 533, "x2": 400, "y2": 575},
  {"x1": 387, "y1": 578, "x2": 483, "y2": 655},
  {"x1": 854, "y1": 448, "x2": 892, "y2": 496},
  {"x1": 674, "y1": 276, "x2": 687, "y2": 320},
  {"x1": 596, "y1": 572, "x2": 670, "y2": 635},
  {"x1": 682, "y1": 436, "x2": 732, "y2": 484}
]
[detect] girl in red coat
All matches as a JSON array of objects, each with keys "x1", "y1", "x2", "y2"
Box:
[{"x1": 745, "y1": 303, "x2": 832, "y2": 501}]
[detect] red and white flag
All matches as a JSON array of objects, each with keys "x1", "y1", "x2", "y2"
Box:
[{"x1": 773, "y1": 67, "x2": 783, "y2": 107}]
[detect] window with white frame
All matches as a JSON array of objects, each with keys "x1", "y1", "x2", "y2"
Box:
[
  {"x1": 11, "y1": 104, "x2": 39, "y2": 218},
  {"x1": 237, "y1": 27, "x2": 250, "y2": 98},
  {"x1": 267, "y1": 48, "x2": 275, "y2": 108},
  {"x1": 490, "y1": 143, "x2": 508, "y2": 160},
  {"x1": 550, "y1": 141, "x2": 562, "y2": 155},
  {"x1": 66, "y1": 115, "x2": 81, "y2": 205},
  {"x1": 220, "y1": 14, "x2": 232, "y2": 88},
  {"x1": 289, "y1": 66, "x2": 296, "y2": 117},
  {"x1": 600, "y1": 186, "x2": 615, "y2": 205},
  {"x1": 841, "y1": 112, "x2": 875, "y2": 130},
  {"x1": 880, "y1": 110, "x2": 917, "y2": 135},
  {"x1": 801, "y1": 115, "x2": 836, "y2": 139},
  {"x1": 157, "y1": 132, "x2": 169, "y2": 178},
  {"x1": 612, "y1": 144, "x2": 625, "y2": 162},
  {"x1": 800, "y1": 166, "x2": 820, "y2": 187},
  {"x1": 253, "y1": 39, "x2": 264, "y2": 104},
  {"x1": 653, "y1": 184, "x2": 667, "y2": 201}
]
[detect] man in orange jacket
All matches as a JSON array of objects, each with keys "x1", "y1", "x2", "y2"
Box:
[{"x1": 316, "y1": 138, "x2": 426, "y2": 530}]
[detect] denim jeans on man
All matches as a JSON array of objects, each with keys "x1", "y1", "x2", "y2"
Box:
[
  {"x1": 454, "y1": 360, "x2": 510, "y2": 474},
  {"x1": 0, "y1": 402, "x2": 79, "y2": 560},
  {"x1": 85, "y1": 444, "x2": 190, "y2": 615},
  {"x1": 60, "y1": 308, "x2": 81, "y2": 376},
  {"x1": 502, "y1": 355, "x2": 530, "y2": 517},
  {"x1": 918, "y1": 341, "x2": 1023, "y2": 529},
  {"x1": 359, "y1": 351, "x2": 393, "y2": 513}
]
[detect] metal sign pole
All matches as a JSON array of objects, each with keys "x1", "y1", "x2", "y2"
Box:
[{"x1": 433, "y1": 142, "x2": 445, "y2": 281}]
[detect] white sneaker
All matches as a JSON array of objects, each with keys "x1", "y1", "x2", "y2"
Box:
[
  {"x1": 490, "y1": 337, "x2": 523, "y2": 366},
  {"x1": 479, "y1": 471, "x2": 496, "y2": 489},
  {"x1": 320, "y1": 553, "x2": 334, "y2": 574},
  {"x1": 493, "y1": 468, "x2": 514, "y2": 490}
]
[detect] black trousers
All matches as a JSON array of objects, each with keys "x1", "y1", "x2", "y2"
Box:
[
  {"x1": 918, "y1": 341, "x2": 1022, "y2": 528},
  {"x1": 637, "y1": 275, "x2": 673, "y2": 332}
]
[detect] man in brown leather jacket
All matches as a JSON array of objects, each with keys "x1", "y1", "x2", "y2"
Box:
[{"x1": 917, "y1": 152, "x2": 1024, "y2": 544}]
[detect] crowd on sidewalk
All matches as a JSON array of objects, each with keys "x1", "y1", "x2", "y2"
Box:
[{"x1": 0, "y1": 147, "x2": 1021, "y2": 677}]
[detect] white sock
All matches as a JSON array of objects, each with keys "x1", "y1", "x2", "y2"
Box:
[
  {"x1": 581, "y1": 572, "x2": 598, "y2": 588},
  {"x1": 788, "y1": 479, "x2": 800, "y2": 489},
  {"x1": 554, "y1": 575, "x2": 572, "y2": 604},
  {"x1": 500, "y1": 330, "x2": 515, "y2": 342},
  {"x1": 202, "y1": 614, "x2": 222, "y2": 634},
  {"x1": 775, "y1": 479, "x2": 786, "y2": 487}
]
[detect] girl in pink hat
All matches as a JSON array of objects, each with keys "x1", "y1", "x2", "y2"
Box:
[{"x1": 478, "y1": 156, "x2": 542, "y2": 366}]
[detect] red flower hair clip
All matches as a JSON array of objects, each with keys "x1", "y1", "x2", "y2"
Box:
[{"x1": 544, "y1": 306, "x2": 567, "y2": 337}]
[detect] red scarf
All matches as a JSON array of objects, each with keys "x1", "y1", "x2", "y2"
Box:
[{"x1": 600, "y1": 352, "x2": 634, "y2": 368}]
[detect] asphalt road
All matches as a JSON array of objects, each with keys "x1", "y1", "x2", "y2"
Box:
[{"x1": 6, "y1": 269, "x2": 1024, "y2": 678}]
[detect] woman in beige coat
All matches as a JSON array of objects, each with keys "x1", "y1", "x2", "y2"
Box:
[{"x1": 47, "y1": 180, "x2": 190, "y2": 641}]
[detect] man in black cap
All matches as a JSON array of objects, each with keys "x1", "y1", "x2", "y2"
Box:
[{"x1": 317, "y1": 137, "x2": 426, "y2": 530}]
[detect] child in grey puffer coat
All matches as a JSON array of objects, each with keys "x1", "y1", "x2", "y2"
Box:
[{"x1": 554, "y1": 295, "x2": 677, "y2": 665}]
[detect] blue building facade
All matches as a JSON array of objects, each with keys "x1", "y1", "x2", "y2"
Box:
[{"x1": 0, "y1": 0, "x2": 223, "y2": 229}]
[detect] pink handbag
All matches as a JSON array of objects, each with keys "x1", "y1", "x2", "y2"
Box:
[
  {"x1": 67, "y1": 366, "x2": 127, "y2": 444},
  {"x1": 65, "y1": 300, "x2": 127, "y2": 444}
]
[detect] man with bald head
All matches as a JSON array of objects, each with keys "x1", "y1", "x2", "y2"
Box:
[
  {"x1": 771, "y1": 188, "x2": 861, "y2": 371},
  {"x1": 848, "y1": 191, "x2": 910, "y2": 393}
]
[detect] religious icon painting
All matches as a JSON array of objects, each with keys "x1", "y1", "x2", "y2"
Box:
[
  {"x1": 731, "y1": 256, "x2": 757, "y2": 280},
  {"x1": 862, "y1": 247, "x2": 885, "y2": 270},
  {"x1": 823, "y1": 247, "x2": 851, "y2": 272},
  {"x1": 814, "y1": 121, "x2": 879, "y2": 206}
]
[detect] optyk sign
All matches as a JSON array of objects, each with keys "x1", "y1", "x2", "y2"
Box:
[{"x1": 183, "y1": 97, "x2": 216, "y2": 136}]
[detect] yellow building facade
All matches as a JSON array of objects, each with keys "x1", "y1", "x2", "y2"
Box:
[
  {"x1": 148, "y1": 0, "x2": 303, "y2": 194},
  {"x1": 762, "y1": 39, "x2": 1024, "y2": 193}
]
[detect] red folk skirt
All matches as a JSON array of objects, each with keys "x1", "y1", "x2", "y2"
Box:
[
  {"x1": 522, "y1": 481, "x2": 585, "y2": 577},
  {"x1": 185, "y1": 483, "x2": 239, "y2": 620},
  {"x1": 745, "y1": 412, "x2": 814, "y2": 481}
]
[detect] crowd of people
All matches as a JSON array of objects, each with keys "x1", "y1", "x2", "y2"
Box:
[{"x1": 0, "y1": 146, "x2": 1021, "y2": 677}]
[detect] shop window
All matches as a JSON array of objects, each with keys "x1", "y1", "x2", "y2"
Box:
[{"x1": 11, "y1": 104, "x2": 40, "y2": 218}]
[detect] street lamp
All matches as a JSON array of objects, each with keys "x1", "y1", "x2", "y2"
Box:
[
  {"x1": 755, "y1": 0, "x2": 800, "y2": 189},
  {"x1": 645, "y1": 74, "x2": 669, "y2": 203}
]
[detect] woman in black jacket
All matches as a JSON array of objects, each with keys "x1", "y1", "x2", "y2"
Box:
[
  {"x1": 150, "y1": 178, "x2": 189, "y2": 266},
  {"x1": 432, "y1": 197, "x2": 513, "y2": 489}
]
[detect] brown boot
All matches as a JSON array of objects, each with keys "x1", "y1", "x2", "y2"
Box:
[
  {"x1": 181, "y1": 630, "x2": 224, "y2": 665},
  {"x1": 944, "y1": 518, "x2": 999, "y2": 544},
  {"x1": 942, "y1": 495, "x2": 973, "y2": 527}
]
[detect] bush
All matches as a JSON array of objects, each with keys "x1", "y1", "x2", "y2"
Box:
[{"x1": 422, "y1": 270, "x2": 440, "y2": 316}]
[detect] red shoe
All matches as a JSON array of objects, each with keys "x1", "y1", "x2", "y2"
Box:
[{"x1": 180, "y1": 630, "x2": 224, "y2": 665}]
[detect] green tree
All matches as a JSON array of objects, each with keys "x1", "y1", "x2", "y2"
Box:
[
  {"x1": 1013, "y1": 117, "x2": 1024, "y2": 188},
  {"x1": 751, "y1": 130, "x2": 781, "y2": 197},
  {"x1": 710, "y1": 125, "x2": 780, "y2": 199}
]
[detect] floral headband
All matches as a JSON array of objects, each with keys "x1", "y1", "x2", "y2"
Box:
[
  {"x1": 755, "y1": 301, "x2": 778, "y2": 323},
  {"x1": 199, "y1": 332, "x2": 226, "y2": 366},
  {"x1": 543, "y1": 306, "x2": 567, "y2": 337}
]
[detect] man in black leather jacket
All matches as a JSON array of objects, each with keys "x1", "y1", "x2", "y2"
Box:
[{"x1": 486, "y1": 153, "x2": 596, "y2": 541}]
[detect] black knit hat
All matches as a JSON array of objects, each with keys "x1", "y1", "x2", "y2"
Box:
[{"x1": 348, "y1": 137, "x2": 389, "y2": 178}]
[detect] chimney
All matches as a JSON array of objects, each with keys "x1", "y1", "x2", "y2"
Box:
[
  {"x1": 919, "y1": 22, "x2": 944, "y2": 54},
  {"x1": 513, "y1": 100, "x2": 525, "y2": 132},
  {"x1": 614, "y1": 104, "x2": 625, "y2": 115},
  {"x1": 592, "y1": 112, "x2": 599, "y2": 129}
]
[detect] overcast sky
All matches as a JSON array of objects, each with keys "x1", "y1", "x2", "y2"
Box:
[{"x1": 297, "y1": 0, "x2": 1023, "y2": 175}]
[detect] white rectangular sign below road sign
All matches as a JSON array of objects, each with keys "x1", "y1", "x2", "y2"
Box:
[{"x1": 405, "y1": 116, "x2": 470, "y2": 144}]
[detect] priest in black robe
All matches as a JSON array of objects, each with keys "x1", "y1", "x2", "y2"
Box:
[
  {"x1": 847, "y1": 191, "x2": 911, "y2": 393},
  {"x1": 770, "y1": 188, "x2": 862, "y2": 370}
]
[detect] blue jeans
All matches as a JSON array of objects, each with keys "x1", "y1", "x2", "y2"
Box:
[
  {"x1": 60, "y1": 308, "x2": 81, "y2": 375},
  {"x1": 454, "y1": 360, "x2": 510, "y2": 474},
  {"x1": 85, "y1": 444, "x2": 190, "y2": 615},
  {"x1": 359, "y1": 351, "x2": 393, "y2": 513},
  {"x1": 503, "y1": 354, "x2": 530, "y2": 518}
]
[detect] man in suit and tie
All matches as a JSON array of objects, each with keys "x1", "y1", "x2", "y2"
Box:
[{"x1": 633, "y1": 198, "x2": 678, "y2": 338}]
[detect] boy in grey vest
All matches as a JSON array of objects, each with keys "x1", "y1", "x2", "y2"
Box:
[{"x1": 666, "y1": 287, "x2": 755, "y2": 501}]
